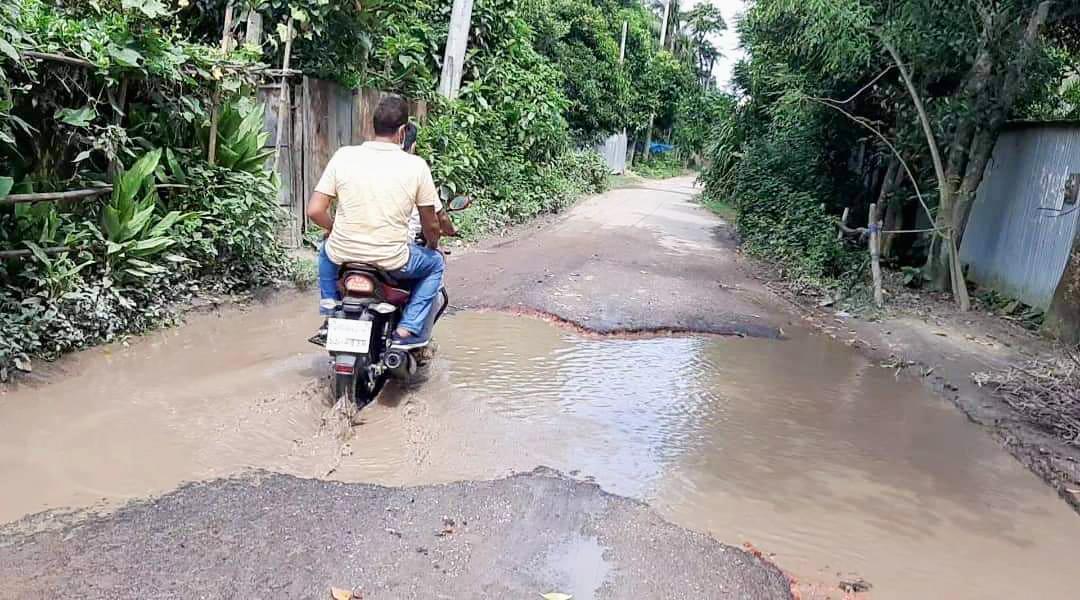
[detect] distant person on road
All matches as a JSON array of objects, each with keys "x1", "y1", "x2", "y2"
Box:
[{"x1": 306, "y1": 95, "x2": 443, "y2": 346}]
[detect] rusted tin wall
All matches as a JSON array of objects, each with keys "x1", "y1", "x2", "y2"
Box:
[{"x1": 959, "y1": 125, "x2": 1080, "y2": 309}]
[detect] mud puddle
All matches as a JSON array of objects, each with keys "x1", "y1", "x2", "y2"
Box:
[{"x1": 2, "y1": 298, "x2": 1079, "y2": 599}]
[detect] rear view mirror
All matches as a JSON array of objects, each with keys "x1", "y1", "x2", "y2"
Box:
[{"x1": 448, "y1": 195, "x2": 472, "y2": 211}]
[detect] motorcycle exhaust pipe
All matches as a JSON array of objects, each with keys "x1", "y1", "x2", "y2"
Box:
[
  {"x1": 369, "y1": 302, "x2": 397, "y2": 358},
  {"x1": 383, "y1": 349, "x2": 416, "y2": 378}
]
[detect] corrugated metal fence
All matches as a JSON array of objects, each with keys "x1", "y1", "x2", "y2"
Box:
[
  {"x1": 960, "y1": 125, "x2": 1080, "y2": 309},
  {"x1": 597, "y1": 131, "x2": 627, "y2": 174}
]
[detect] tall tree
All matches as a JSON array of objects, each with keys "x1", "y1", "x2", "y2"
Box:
[{"x1": 676, "y1": 3, "x2": 725, "y2": 88}]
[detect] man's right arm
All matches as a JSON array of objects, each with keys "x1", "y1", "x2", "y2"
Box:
[
  {"x1": 307, "y1": 191, "x2": 335, "y2": 233},
  {"x1": 307, "y1": 154, "x2": 338, "y2": 234}
]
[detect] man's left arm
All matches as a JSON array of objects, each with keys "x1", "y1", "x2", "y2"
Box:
[
  {"x1": 415, "y1": 162, "x2": 441, "y2": 249},
  {"x1": 418, "y1": 205, "x2": 441, "y2": 249}
]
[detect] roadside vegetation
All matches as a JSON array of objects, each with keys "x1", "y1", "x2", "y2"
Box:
[
  {"x1": 695, "y1": 1, "x2": 1080, "y2": 457},
  {"x1": 699, "y1": 0, "x2": 1080, "y2": 300},
  {"x1": 0, "y1": 0, "x2": 717, "y2": 379}
]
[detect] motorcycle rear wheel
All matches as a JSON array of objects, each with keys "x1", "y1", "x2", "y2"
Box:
[{"x1": 333, "y1": 369, "x2": 387, "y2": 408}]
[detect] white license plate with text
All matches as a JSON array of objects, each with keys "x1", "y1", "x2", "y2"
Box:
[{"x1": 326, "y1": 318, "x2": 373, "y2": 353}]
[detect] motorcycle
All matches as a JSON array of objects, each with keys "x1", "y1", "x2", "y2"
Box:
[{"x1": 318, "y1": 194, "x2": 471, "y2": 407}]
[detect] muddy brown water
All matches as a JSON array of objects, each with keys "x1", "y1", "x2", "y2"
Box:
[{"x1": 2, "y1": 294, "x2": 1078, "y2": 599}]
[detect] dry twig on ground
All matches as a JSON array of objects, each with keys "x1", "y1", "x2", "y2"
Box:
[{"x1": 975, "y1": 350, "x2": 1080, "y2": 446}]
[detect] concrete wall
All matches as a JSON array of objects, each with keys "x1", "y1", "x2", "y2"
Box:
[{"x1": 959, "y1": 125, "x2": 1080, "y2": 309}]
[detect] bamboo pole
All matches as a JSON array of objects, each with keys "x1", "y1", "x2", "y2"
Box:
[
  {"x1": 21, "y1": 51, "x2": 95, "y2": 68},
  {"x1": 869, "y1": 203, "x2": 884, "y2": 308},
  {"x1": 0, "y1": 184, "x2": 188, "y2": 206},
  {"x1": 0, "y1": 245, "x2": 90, "y2": 260},
  {"x1": 208, "y1": 3, "x2": 235, "y2": 166},
  {"x1": 107, "y1": 77, "x2": 128, "y2": 181},
  {"x1": 272, "y1": 16, "x2": 294, "y2": 174},
  {"x1": 0, "y1": 188, "x2": 110, "y2": 206}
]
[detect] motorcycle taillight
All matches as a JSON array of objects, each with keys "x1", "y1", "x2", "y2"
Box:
[{"x1": 343, "y1": 274, "x2": 376, "y2": 295}]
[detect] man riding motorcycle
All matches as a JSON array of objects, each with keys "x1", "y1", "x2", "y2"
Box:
[{"x1": 306, "y1": 95, "x2": 443, "y2": 347}]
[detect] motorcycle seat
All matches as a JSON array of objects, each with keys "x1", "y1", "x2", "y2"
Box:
[{"x1": 340, "y1": 263, "x2": 400, "y2": 287}]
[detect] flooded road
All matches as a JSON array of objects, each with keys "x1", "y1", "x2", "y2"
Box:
[{"x1": 2, "y1": 296, "x2": 1079, "y2": 599}]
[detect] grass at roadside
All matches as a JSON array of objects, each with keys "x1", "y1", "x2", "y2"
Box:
[
  {"x1": 701, "y1": 194, "x2": 737, "y2": 222},
  {"x1": 609, "y1": 172, "x2": 645, "y2": 189}
]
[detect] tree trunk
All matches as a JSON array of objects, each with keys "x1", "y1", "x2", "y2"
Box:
[
  {"x1": 879, "y1": 161, "x2": 906, "y2": 258},
  {"x1": 920, "y1": 3, "x2": 1049, "y2": 304},
  {"x1": 1045, "y1": 233, "x2": 1080, "y2": 345},
  {"x1": 883, "y1": 37, "x2": 967, "y2": 309},
  {"x1": 643, "y1": 117, "x2": 654, "y2": 161},
  {"x1": 953, "y1": 127, "x2": 996, "y2": 243}
]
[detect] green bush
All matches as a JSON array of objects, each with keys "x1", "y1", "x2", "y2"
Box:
[
  {"x1": 0, "y1": 151, "x2": 290, "y2": 380},
  {"x1": 702, "y1": 111, "x2": 857, "y2": 286},
  {"x1": 634, "y1": 154, "x2": 683, "y2": 179},
  {"x1": 0, "y1": 1, "x2": 291, "y2": 380},
  {"x1": 166, "y1": 159, "x2": 290, "y2": 289}
]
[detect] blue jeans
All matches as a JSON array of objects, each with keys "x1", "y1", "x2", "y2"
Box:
[{"x1": 318, "y1": 242, "x2": 445, "y2": 337}]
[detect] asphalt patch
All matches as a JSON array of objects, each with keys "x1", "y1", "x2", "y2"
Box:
[{"x1": 0, "y1": 468, "x2": 793, "y2": 599}]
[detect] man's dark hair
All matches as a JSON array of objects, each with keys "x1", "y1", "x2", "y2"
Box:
[{"x1": 373, "y1": 95, "x2": 409, "y2": 136}]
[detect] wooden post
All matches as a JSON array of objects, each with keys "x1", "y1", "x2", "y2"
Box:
[
  {"x1": 659, "y1": 0, "x2": 671, "y2": 49},
  {"x1": 619, "y1": 21, "x2": 628, "y2": 64},
  {"x1": 869, "y1": 203, "x2": 884, "y2": 308},
  {"x1": 208, "y1": 3, "x2": 235, "y2": 166},
  {"x1": 245, "y1": 9, "x2": 263, "y2": 47},
  {"x1": 220, "y1": 3, "x2": 235, "y2": 52},
  {"x1": 438, "y1": 0, "x2": 474, "y2": 99},
  {"x1": 272, "y1": 16, "x2": 294, "y2": 174}
]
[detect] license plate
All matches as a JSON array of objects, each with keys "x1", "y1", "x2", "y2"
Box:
[{"x1": 326, "y1": 318, "x2": 373, "y2": 353}]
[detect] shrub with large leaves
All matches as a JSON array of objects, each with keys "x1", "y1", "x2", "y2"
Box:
[
  {"x1": 99, "y1": 149, "x2": 191, "y2": 282},
  {"x1": 201, "y1": 98, "x2": 274, "y2": 175}
]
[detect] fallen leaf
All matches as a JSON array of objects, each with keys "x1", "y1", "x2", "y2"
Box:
[
  {"x1": 540, "y1": 594, "x2": 572, "y2": 600},
  {"x1": 330, "y1": 587, "x2": 353, "y2": 600}
]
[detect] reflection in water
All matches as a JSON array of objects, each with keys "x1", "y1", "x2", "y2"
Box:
[
  {"x1": 542, "y1": 534, "x2": 611, "y2": 600},
  {"x1": 1, "y1": 303, "x2": 1077, "y2": 599},
  {"x1": 433, "y1": 313, "x2": 1080, "y2": 600}
]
